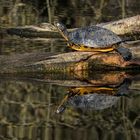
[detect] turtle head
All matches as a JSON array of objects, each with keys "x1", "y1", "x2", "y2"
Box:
[
  {"x1": 56, "y1": 105, "x2": 66, "y2": 114},
  {"x1": 54, "y1": 22, "x2": 69, "y2": 41}
]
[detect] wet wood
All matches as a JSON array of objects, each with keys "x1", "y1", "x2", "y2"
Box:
[{"x1": 0, "y1": 42, "x2": 139, "y2": 74}]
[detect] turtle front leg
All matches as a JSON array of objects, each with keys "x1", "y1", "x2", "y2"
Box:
[{"x1": 56, "y1": 95, "x2": 69, "y2": 114}]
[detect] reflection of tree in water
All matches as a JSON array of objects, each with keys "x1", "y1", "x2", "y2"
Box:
[
  {"x1": 0, "y1": 0, "x2": 38, "y2": 26},
  {"x1": 0, "y1": 73, "x2": 139, "y2": 139},
  {"x1": 0, "y1": 1, "x2": 139, "y2": 139},
  {"x1": 0, "y1": 0, "x2": 139, "y2": 26}
]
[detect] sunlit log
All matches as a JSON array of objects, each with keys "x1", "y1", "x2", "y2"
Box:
[{"x1": 3, "y1": 15, "x2": 140, "y2": 40}]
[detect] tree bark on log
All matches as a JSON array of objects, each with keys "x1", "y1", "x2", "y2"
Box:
[
  {"x1": 2, "y1": 15, "x2": 140, "y2": 41},
  {"x1": 0, "y1": 43, "x2": 139, "y2": 74},
  {"x1": 97, "y1": 15, "x2": 140, "y2": 41}
]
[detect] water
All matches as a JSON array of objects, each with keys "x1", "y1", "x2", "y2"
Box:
[
  {"x1": 0, "y1": 72, "x2": 139, "y2": 139},
  {"x1": 0, "y1": 0, "x2": 140, "y2": 140}
]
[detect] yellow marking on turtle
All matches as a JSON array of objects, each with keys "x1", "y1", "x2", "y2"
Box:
[
  {"x1": 57, "y1": 86, "x2": 117, "y2": 113},
  {"x1": 56, "y1": 94, "x2": 69, "y2": 113},
  {"x1": 69, "y1": 44, "x2": 115, "y2": 52},
  {"x1": 57, "y1": 28, "x2": 69, "y2": 41},
  {"x1": 69, "y1": 87, "x2": 116, "y2": 96}
]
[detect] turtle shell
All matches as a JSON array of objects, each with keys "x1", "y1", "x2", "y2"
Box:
[
  {"x1": 67, "y1": 93, "x2": 119, "y2": 110},
  {"x1": 68, "y1": 26, "x2": 122, "y2": 48}
]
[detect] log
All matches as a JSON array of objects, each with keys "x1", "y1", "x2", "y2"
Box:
[
  {"x1": 0, "y1": 42, "x2": 139, "y2": 74},
  {"x1": 97, "y1": 15, "x2": 140, "y2": 40},
  {"x1": 2, "y1": 15, "x2": 140, "y2": 40}
]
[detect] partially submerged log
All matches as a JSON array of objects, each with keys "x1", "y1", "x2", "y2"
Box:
[
  {"x1": 0, "y1": 42, "x2": 139, "y2": 74},
  {"x1": 2, "y1": 15, "x2": 140, "y2": 40}
]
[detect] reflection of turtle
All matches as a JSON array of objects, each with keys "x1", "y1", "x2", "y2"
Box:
[
  {"x1": 55, "y1": 22, "x2": 132, "y2": 60},
  {"x1": 66, "y1": 94, "x2": 119, "y2": 110},
  {"x1": 56, "y1": 80, "x2": 130, "y2": 113}
]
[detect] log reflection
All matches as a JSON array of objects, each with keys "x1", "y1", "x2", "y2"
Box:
[
  {"x1": 0, "y1": 71, "x2": 139, "y2": 140},
  {"x1": 56, "y1": 74, "x2": 131, "y2": 113}
]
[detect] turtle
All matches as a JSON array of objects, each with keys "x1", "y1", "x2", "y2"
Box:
[
  {"x1": 56, "y1": 86, "x2": 120, "y2": 114},
  {"x1": 55, "y1": 22, "x2": 132, "y2": 61},
  {"x1": 56, "y1": 78, "x2": 130, "y2": 114}
]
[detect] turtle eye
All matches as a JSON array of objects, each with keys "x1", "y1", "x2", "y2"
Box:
[
  {"x1": 56, "y1": 22, "x2": 65, "y2": 31},
  {"x1": 75, "y1": 32, "x2": 79, "y2": 38},
  {"x1": 75, "y1": 32, "x2": 82, "y2": 39}
]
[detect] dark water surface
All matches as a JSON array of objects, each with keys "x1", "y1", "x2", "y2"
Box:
[
  {"x1": 0, "y1": 0, "x2": 140, "y2": 140},
  {"x1": 0, "y1": 72, "x2": 140, "y2": 140}
]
